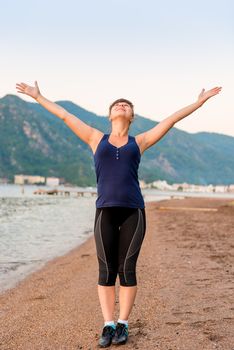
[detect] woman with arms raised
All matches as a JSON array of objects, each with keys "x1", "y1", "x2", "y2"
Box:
[{"x1": 16, "y1": 81, "x2": 221, "y2": 347}]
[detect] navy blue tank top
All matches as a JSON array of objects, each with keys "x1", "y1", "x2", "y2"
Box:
[{"x1": 93, "y1": 133, "x2": 145, "y2": 209}]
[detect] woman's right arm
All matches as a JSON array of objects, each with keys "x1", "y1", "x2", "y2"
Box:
[{"x1": 16, "y1": 81, "x2": 103, "y2": 146}]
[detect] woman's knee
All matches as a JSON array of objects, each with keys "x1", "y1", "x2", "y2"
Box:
[
  {"x1": 98, "y1": 265, "x2": 118, "y2": 286},
  {"x1": 118, "y1": 269, "x2": 137, "y2": 286}
]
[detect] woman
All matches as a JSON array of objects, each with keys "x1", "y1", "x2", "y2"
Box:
[{"x1": 16, "y1": 81, "x2": 222, "y2": 347}]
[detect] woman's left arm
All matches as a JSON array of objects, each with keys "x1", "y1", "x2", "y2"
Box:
[{"x1": 136, "y1": 86, "x2": 222, "y2": 153}]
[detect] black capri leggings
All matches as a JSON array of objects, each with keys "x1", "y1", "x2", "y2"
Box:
[{"x1": 94, "y1": 207, "x2": 146, "y2": 287}]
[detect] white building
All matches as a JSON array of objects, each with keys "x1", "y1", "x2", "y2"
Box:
[
  {"x1": 152, "y1": 180, "x2": 173, "y2": 190},
  {"x1": 228, "y1": 184, "x2": 234, "y2": 192},
  {"x1": 214, "y1": 185, "x2": 228, "y2": 193},
  {"x1": 139, "y1": 180, "x2": 147, "y2": 189},
  {"x1": 14, "y1": 174, "x2": 45, "y2": 185},
  {"x1": 46, "y1": 177, "x2": 60, "y2": 186}
]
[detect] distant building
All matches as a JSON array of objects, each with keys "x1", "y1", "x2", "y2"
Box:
[
  {"x1": 59, "y1": 177, "x2": 66, "y2": 185},
  {"x1": 137, "y1": 178, "x2": 232, "y2": 193},
  {"x1": 214, "y1": 185, "x2": 228, "y2": 193},
  {"x1": 0, "y1": 177, "x2": 9, "y2": 184},
  {"x1": 152, "y1": 180, "x2": 173, "y2": 190},
  {"x1": 14, "y1": 174, "x2": 45, "y2": 185},
  {"x1": 227, "y1": 184, "x2": 234, "y2": 192},
  {"x1": 46, "y1": 177, "x2": 60, "y2": 186},
  {"x1": 171, "y1": 182, "x2": 189, "y2": 191},
  {"x1": 228, "y1": 184, "x2": 234, "y2": 193},
  {"x1": 139, "y1": 180, "x2": 147, "y2": 189}
]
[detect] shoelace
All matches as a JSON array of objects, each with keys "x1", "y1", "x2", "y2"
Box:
[
  {"x1": 102, "y1": 326, "x2": 115, "y2": 337},
  {"x1": 116, "y1": 323, "x2": 128, "y2": 336}
]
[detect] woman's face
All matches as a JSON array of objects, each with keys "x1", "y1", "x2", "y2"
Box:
[{"x1": 109, "y1": 102, "x2": 134, "y2": 124}]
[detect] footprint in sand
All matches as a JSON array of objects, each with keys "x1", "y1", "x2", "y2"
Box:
[
  {"x1": 165, "y1": 321, "x2": 182, "y2": 325},
  {"x1": 131, "y1": 319, "x2": 148, "y2": 337},
  {"x1": 203, "y1": 306, "x2": 215, "y2": 312}
]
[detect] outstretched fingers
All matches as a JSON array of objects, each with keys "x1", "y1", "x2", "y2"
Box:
[
  {"x1": 211, "y1": 86, "x2": 222, "y2": 92},
  {"x1": 209, "y1": 86, "x2": 222, "y2": 96},
  {"x1": 16, "y1": 82, "x2": 28, "y2": 93},
  {"x1": 16, "y1": 83, "x2": 25, "y2": 88},
  {"x1": 198, "y1": 86, "x2": 222, "y2": 104},
  {"x1": 15, "y1": 81, "x2": 40, "y2": 99},
  {"x1": 15, "y1": 84, "x2": 23, "y2": 92}
]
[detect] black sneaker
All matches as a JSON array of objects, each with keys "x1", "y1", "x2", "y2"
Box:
[
  {"x1": 112, "y1": 322, "x2": 129, "y2": 345},
  {"x1": 98, "y1": 325, "x2": 116, "y2": 348}
]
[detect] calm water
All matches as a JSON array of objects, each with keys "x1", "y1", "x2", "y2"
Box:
[
  {"x1": 0, "y1": 184, "x2": 234, "y2": 293},
  {"x1": 0, "y1": 185, "x2": 97, "y2": 293}
]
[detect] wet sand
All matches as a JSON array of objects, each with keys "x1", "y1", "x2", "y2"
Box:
[{"x1": 0, "y1": 197, "x2": 233, "y2": 350}]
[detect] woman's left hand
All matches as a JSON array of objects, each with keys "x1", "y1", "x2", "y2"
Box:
[{"x1": 197, "y1": 86, "x2": 222, "y2": 105}]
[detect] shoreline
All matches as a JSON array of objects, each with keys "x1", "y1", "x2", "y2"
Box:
[
  {"x1": 0, "y1": 197, "x2": 233, "y2": 349},
  {"x1": 0, "y1": 229, "x2": 95, "y2": 295}
]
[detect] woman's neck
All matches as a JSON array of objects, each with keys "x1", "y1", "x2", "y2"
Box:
[{"x1": 110, "y1": 123, "x2": 129, "y2": 137}]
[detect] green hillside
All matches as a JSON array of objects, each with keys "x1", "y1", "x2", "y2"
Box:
[{"x1": 0, "y1": 94, "x2": 233, "y2": 186}]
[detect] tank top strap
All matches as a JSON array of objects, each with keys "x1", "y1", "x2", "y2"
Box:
[{"x1": 100, "y1": 133, "x2": 109, "y2": 143}]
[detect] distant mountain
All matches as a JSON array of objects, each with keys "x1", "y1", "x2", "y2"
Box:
[{"x1": 0, "y1": 94, "x2": 234, "y2": 186}]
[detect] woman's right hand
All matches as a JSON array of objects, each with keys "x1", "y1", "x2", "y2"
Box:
[{"x1": 16, "y1": 81, "x2": 41, "y2": 99}]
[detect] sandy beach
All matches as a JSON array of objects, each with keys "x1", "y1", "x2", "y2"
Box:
[{"x1": 0, "y1": 197, "x2": 233, "y2": 350}]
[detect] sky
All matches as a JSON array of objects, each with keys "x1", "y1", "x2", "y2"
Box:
[{"x1": 1, "y1": 0, "x2": 233, "y2": 137}]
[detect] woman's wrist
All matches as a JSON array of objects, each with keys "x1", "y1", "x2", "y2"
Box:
[
  {"x1": 196, "y1": 100, "x2": 204, "y2": 108},
  {"x1": 36, "y1": 93, "x2": 43, "y2": 101}
]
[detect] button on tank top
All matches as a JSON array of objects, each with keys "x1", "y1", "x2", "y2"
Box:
[{"x1": 93, "y1": 133, "x2": 145, "y2": 209}]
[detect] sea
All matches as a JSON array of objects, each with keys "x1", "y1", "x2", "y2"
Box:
[{"x1": 1, "y1": 184, "x2": 234, "y2": 294}]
